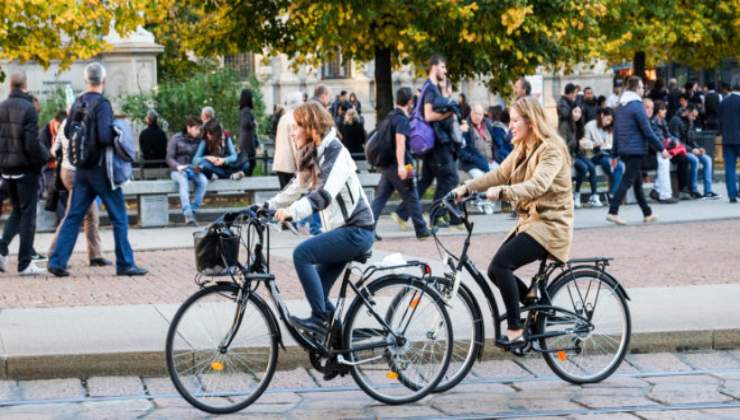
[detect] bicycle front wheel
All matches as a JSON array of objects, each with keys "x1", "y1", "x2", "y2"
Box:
[
  {"x1": 165, "y1": 283, "x2": 279, "y2": 414},
  {"x1": 537, "y1": 270, "x2": 631, "y2": 384},
  {"x1": 343, "y1": 275, "x2": 453, "y2": 404}
]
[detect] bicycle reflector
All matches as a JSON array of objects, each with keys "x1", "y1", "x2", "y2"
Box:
[
  {"x1": 410, "y1": 296, "x2": 422, "y2": 309},
  {"x1": 557, "y1": 351, "x2": 567, "y2": 361},
  {"x1": 386, "y1": 371, "x2": 399, "y2": 380},
  {"x1": 211, "y1": 361, "x2": 225, "y2": 371}
]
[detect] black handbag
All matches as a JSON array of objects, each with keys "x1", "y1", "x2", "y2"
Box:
[{"x1": 193, "y1": 223, "x2": 240, "y2": 275}]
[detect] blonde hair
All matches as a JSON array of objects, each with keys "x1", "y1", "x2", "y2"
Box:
[
  {"x1": 293, "y1": 101, "x2": 335, "y2": 147},
  {"x1": 344, "y1": 108, "x2": 359, "y2": 125},
  {"x1": 510, "y1": 97, "x2": 570, "y2": 163}
]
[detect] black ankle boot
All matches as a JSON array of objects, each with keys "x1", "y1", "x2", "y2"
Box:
[{"x1": 290, "y1": 313, "x2": 330, "y2": 336}]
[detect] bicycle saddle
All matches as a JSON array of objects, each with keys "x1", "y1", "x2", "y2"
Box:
[{"x1": 352, "y1": 251, "x2": 373, "y2": 264}]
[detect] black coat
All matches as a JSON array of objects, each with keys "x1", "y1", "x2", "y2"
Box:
[
  {"x1": 239, "y1": 106, "x2": 258, "y2": 158},
  {"x1": 0, "y1": 90, "x2": 49, "y2": 174},
  {"x1": 720, "y1": 94, "x2": 740, "y2": 146},
  {"x1": 139, "y1": 123, "x2": 168, "y2": 166},
  {"x1": 339, "y1": 120, "x2": 367, "y2": 158}
]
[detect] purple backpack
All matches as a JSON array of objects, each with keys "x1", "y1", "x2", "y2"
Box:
[{"x1": 408, "y1": 82, "x2": 435, "y2": 157}]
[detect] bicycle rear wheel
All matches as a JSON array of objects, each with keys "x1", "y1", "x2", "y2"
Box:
[
  {"x1": 537, "y1": 270, "x2": 631, "y2": 384},
  {"x1": 343, "y1": 275, "x2": 452, "y2": 404},
  {"x1": 166, "y1": 283, "x2": 278, "y2": 414}
]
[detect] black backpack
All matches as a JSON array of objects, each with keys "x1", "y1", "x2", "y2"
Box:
[
  {"x1": 67, "y1": 96, "x2": 104, "y2": 167},
  {"x1": 365, "y1": 110, "x2": 399, "y2": 167}
]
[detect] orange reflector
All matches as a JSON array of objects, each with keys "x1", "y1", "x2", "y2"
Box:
[
  {"x1": 557, "y1": 351, "x2": 567, "y2": 361},
  {"x1": 386, "y1": 371, "x2": 399, "y2": 380},
  {"x1": 211, "y1": 361, "x2": 224, "y2": 371},
  {"x1": 409, "y1": 296, "x2": 421, "y2": 309}
]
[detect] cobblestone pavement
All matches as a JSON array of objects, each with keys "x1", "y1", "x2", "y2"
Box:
[
  {"x1": 2, "y1": 351, "x2": 740, "y2": 418},
  {"x1": 1, "y1": 219, "x2": 739, "y2": 308}
]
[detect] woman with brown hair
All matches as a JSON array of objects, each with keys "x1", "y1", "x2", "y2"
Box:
[
  {"x1": 193, "y1": 119, "x2": 239, "y2": 179},
  {"x1": 452, "y1": 97, "x2": 574, "y2": 348},
  {"x1": 268, "y1": 101, "x2": 375, "y2": 336}
]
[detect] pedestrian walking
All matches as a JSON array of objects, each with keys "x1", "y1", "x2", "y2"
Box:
[
  {"x1": 607, "y1": 76, "x2": 669, "y2": 225},
  {"x1": 370, "y1": 87, "x2": 430, "y2": 240},
  {"x1": 720, "y1": 75, "x2": 740, "y2": 202},
  {"x1": 48, "y1": 63, "x2": 147, "y2": 277},
  {"x1": 0, "y1": 71, "x2": 51, "y2": 275}
]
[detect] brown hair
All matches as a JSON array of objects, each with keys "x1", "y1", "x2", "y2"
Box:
[
  {"x1": 293, "y1": 101, "x2": 335, "y2": 147},
  {"x1": 203, "y1": 119, "x2": 224, "y2": 155}
]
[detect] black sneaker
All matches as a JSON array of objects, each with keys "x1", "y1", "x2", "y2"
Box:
[
  {"x1": 116, "y1": 266, "x2": 148, "y2": 276},
  {"x1": 731, "y1": 197, "x2": 738, "y2": 203},
  {"x1": 649, "y1": 189, "x2": 659, "y2": 201},
  {"x1": 48, "y1": 266, "x2": 70, "y2": 277},
  {"x1": 31, "y1": 250, "x2": 47, "y2": 261},
  {"x1": 689, "y1": 191, "x2": 703, "y2": 200},
  {"x1": 290, "y1": 315, "x2": 329, "y2": 337},
  {"x1": 374, "y1": 232, "x2": 382, "y2": 241},
  {"x1": 416, "y1": 230, "x2": 432, "y2": 240},
  {"x1": 703, "y1": 192, "x2": 720, "y2": 200}
]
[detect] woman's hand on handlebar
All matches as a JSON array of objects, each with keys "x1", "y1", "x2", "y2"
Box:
[
  {"x1": 451, "y1": 186, "x2": 468, "y2": 203},
  {"x1": 275, "y1": 208, "x2": 290, "y2": 223},
  {"x1": 486, "y1": 187, "x2": 502, "y2": 202}
]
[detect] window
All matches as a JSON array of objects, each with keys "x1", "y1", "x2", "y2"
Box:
[
  {"x1": 322, "y1": 51, "x2": 352, "y2": 79},
  {"x1": 224, "y1": 53, "x2": 255, "y2": 80}
]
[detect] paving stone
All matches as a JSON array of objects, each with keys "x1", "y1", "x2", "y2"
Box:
[
  {"x1": 19, "y1": 378, "x2": 84, "y2": 400},
  {"x1": 629, "y1": 353, "x2": 694, "y2": 373},
  {"x1": 644, "y1": 373, "x2": 722, "y2": 385},
  {"x1": 148, "y1": 399, "x2": 210, "y2": 419},
  {"x1": 0, "y1": 402, "x2": 82, "y2": 419},
  {"x1": 700, "y1": 408, "x2": 740, "y2": 419},
  {"x1": 307, "y1": 368, "x2": 356, "y2": 388},
  {"x1": 141, "y1": 377, "x2": 177, "y2": 395},
  {"x1": 470, "y1": 359, "x2": 534, "y2": 380},
  {"x1": 648, "y1": 383, "x2": 732, "y2": 405},
  {"x1": 679, "y1": 351, "x2": 740, "y2": 371},
  {"x1": 511, "y1": 379, "x2": 580, "y2": 393},
  {"x1": 369, "y1": 403, "x2": 444, "y2": 418},
  {"x1": 86, "y1": 376, "x2": 145, "y2": 397},
  {"x1": 79, "y1": 399, "x2": 154, "y2": 418},
  {"x1": 430, "y1": 391, "x2": 512, "y2": 416},
  {"x1": 581, "y1": 376, "x2": 651, "y2": 389},
  {"x1": 573, "y1": 393, "x2": 658, "y2": 410},
  {"x1": 269, "y1": 368, "x2": 318, "y2": 390},
  {"x1": 633, "y1": 409, "x2": 713, "y2": 419}
]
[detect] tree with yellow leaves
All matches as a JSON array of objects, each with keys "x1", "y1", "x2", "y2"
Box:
[{"x1": 0, "y1": 0, "x2": 158, "y2": 81}]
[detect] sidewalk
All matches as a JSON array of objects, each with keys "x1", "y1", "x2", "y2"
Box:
[{"x1": 1, "y1": 284, "x2": 739, "y2": 380}]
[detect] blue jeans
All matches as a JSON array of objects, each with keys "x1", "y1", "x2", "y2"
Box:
[
  {"x1": 573, "y1": 156, "x2": 597, "y2": 193},
  {"x1": 199, "y1": 160, "x2": 250, "y2": 179},
  {"x1": 170, "y1": 168, "x2": 208, "y2": 215},
  {"x1": 723, "y1": 145, "x2": 740, "y2": 199},
  {"x1": 686, "y1": 153, "x2": 713, "y2": 194},
  {"x1": 49, "y1": 165, "x2": 135, "y2": 271},
  {"x1": 293, "y1": 226, "x2": 374, "y2": 317},
  {"x1": 592, "y1": 155, "x2": 624, "y2": 195}
]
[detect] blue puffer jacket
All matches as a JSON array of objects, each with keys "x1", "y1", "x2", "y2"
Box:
[{"x1": 612, "y1": 91, "x2": 664, "y2": 158}]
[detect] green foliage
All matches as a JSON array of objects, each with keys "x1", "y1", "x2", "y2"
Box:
[
  {"x1": 120, "y1": 68, "x2": 268, "y2": 139},
  {"x1": 38, "y1": 88, "x2": 67, "y2": 127}
]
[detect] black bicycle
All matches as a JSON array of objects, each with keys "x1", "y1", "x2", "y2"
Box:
[
  {"x1": 165, "y1": 208, "x2": 454, "y2": 414},
  {"x1": 426, "y1": 192, "x2": 632, "y2": 391}
]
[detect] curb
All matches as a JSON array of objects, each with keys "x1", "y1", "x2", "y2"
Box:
[{"x1": 3, "y1": 328, "x2": 739, "y2": 381}]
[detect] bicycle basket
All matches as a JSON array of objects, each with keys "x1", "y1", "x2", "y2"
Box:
[{"x1": 193, "y1": 222, "x2": 240, "y2": 276}]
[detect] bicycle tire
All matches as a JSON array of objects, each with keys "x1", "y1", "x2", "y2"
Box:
[
  {"x1": 537, "y1": 269, "x2": 631, "y2": 384},
  {"x1": 166, "y1": 282, "x2": 279, "y2": 414},
  {"x1": 343, "y1": 275, "x2": 453, "y2": 405},
  {"x1": 416, "y1": 276, "x2": 483, "y2": 393}
]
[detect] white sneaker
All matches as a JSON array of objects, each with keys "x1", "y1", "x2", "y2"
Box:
[
  {"x1": 230, "y1": 171, "x2": 244, "y2": 180},
  {"x1": 20, "y1": 261, "x2": 47, "y2": 276},
  {"x1": 588, "y1": 194, "x2": 603, "y2": 208},
  {"x1": 573, "y1": 193, "x2": 582, "y2": 209},
  {"x1": 389, "y1": 212, "x2": 411, "y2": 231},
  {"x1": 0, "y1": 253, "x2": 6, "y2": 272}
]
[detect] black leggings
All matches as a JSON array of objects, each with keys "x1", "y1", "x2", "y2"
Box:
[{"x1": 488, "y1": 233, "x2": 549, "y2": 330}]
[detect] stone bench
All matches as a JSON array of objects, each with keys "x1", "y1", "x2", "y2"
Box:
[{"x1": 123, "y1": 173, "x2": 382, "y2": 227}]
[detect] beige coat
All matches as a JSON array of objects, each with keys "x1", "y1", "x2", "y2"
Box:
[
  {"x1": 272, "y1": 110, "x2": 300, "y2": 173},
  {"x1": 464, "y1": 137, "x2": 574, "y2": 262}
]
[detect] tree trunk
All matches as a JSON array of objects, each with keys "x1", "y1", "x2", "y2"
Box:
[
  {"x1": 374, "y1": 47, "x2": 393, "y2": 123},
  {"x1": 633, "y1": 51, "x2": 646, "y2": 82}
]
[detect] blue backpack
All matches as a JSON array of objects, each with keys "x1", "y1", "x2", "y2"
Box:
[{"x1": 408, "y1": 82, "x2": 435, "y2": 157}]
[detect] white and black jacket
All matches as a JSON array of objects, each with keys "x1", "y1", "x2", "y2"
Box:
[{"x1": 267, "y1": 128, "x2": 374, "y2": 231}]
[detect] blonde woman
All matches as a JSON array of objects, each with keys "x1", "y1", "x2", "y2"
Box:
[
  {"x1": 452, "y1": 97, "x2": 574, "y2": 348},
  {"x1": 268, "y1": 101, "x2": 375, "y2": 335}
]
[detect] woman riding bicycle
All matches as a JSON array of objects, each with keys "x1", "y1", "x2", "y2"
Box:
[
  {"x1": 452, "y1": 97, "x2": 574, "y2": 348},
  {"x1": 267, "y1": 101, "x2": 375, "y2": 336}
]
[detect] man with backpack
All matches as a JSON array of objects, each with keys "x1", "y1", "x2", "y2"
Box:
[
  {"x1": 394, "y1": 55, "x2": 462, "y2": 228},
  {"x1": 0, "y1": 71, "x2": 50, "y2": 275},
  {"x1": 368, "y1": 87, "x2": 431, "y2": 240},
  {"x1": 48, "y1": 63, "x2": 147, "y2": 277}
]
